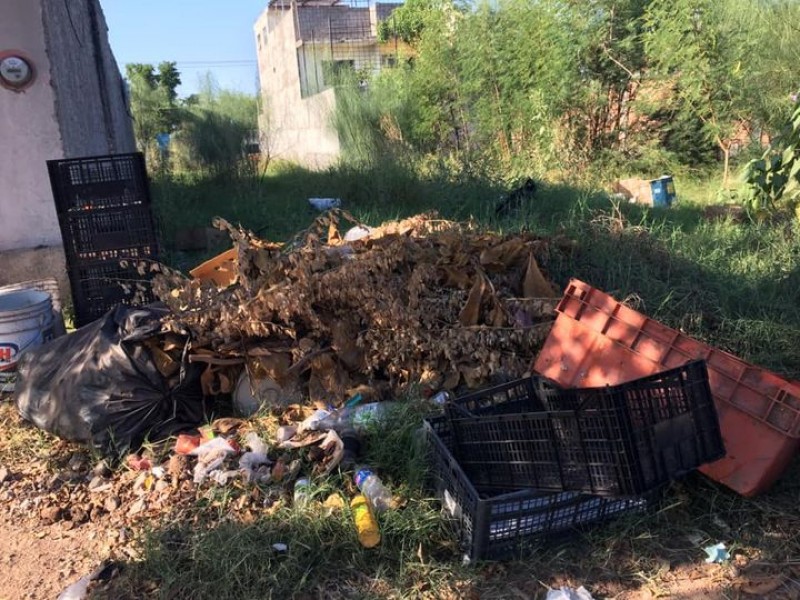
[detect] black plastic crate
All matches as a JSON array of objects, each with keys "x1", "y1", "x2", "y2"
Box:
[
  {"x1": 47, "y1": 153, "x2": 152, "y2": 213},
  {"x1": 60, "y1": 205, "x2": 159, "y2": 260},
  {"x1": 445, "y1": 361, "x2": 724, "y2": 496},
  {"x1": 425, "y1": 415, "x2": 650, "y2": 561},
  {"x1": 69, "y1": 260, "x2": 158, "y2": 327}
]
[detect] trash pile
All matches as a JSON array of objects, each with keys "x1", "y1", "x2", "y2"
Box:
[
  {"x1": 152, "y1": 211, "x2": 561, "y2": 408},
  {"x1": 6, "y1": 210, "x2": 800, "y2": 572}
]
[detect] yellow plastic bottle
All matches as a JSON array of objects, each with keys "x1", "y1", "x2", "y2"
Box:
[{"x1": 351, "y1": 494, "x2": 381, "y2": 548}]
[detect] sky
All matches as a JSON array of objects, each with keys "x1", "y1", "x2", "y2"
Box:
[{"x1": 101, "y1": 0, "x2": 267, "y2": 97}]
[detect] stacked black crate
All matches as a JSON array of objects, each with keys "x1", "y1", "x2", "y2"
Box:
[{"x1": 47, "y1": 153, "x2": 159, "y2": 327}]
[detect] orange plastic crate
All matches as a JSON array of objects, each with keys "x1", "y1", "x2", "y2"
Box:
[{"x1": 534, "y1": 279, "x2": 800, "y2": 497}]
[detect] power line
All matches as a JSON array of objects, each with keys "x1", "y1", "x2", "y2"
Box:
[{"x1": 174, "y1": 60, "x2": 258, "y2": 65}]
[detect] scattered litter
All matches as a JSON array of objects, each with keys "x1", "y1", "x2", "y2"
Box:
[
  {"x1": 308, "y1": 197, "x2": 341, "y2": 210},
  {"x1": 293, "y1": 478, "x2": 311, "y2": 506},
  {"x1": 272, "y1": 543, "x2": 288, "y2": 553},
  {"x1": 546, "y1": 586, "x2": 594, "y2": 600},
  {"x1": 314, "y1": 429, "x2": 344, "y2": 475},
  {"x1": 210, "y1": 470, "x2": 240, "y2": 486},
  {"x1": 191, "y1": 438, "x2": 238, "y2": 484},
  {"x1": 233, "y1": 372, "x2": 283, "y2": 416},
  {"x1": 276, "y1": 425, "x2": 297, "y2": 444},
  {"x1": 239, "y1": 449, "x2": 271, "y2": 481},
  {"x1": 351, "y1": 494, "x2": 380, "y2": 548},
  {"x1": 126, "y1": 455, "x2": 152, "y2": 472},
  {"x1": 343, "y1": 225, "x2": 372, "y2": 242},
  {"x1": 243, "y1": 431, "x2": 268, "y2": 454},
  {"x1": 188, "y1": 437, "x2": 237, "y2": 457},
  {"x1": 354, "y1": 466, "x2": 394, "y2": 513},
  {"x1": 323, "y1": 493, "x2": 345, "y2": 512},
  {"x1": 704, "y1": 542, "x2": 730, "y2": 564},
  {"x1": 56, "y1": 562, "x2": 119, "y2": 600},
  {"x1": 175, "y1": 434, "x2": 202, "y2": 455},
  {"x1": 56, "y1": 576, "x2": 91, "y2": 600}
]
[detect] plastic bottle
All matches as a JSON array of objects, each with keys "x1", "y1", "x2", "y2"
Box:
[
  {"x1": 354, "y1": 466, "x2": 394, "y2": 513},
  {"x1": 310, "y1": 402, "x2": 396, "y2": 434},
  {"x1": 350, "y1": 494, "x2": 380, "y2": 548},
  {"x1": 297, "y1": 409, "x2": 332, "y2": 433},
  {"x1": 294, "y1": 477, "x2": 311, "y2": 506}
]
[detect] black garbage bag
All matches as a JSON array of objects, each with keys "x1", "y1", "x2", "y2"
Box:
[{"x1": 14, "y1": 304, "x2": 207, "y2": 457}]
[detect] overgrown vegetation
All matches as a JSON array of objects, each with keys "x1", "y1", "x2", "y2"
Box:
[
  {"x1": 126, "y1": 68, "x2": 258, "y2": 173},
  {"x1": 341, "y1": 0, "x2": 800, "y2": 191}
]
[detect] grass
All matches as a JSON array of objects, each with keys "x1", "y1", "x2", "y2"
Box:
[{"x1": 87, "y1": 161, "x2": 800, "y2": 597}]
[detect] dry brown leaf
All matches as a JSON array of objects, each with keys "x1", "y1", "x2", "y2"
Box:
[
  {"x1": 212, "y1": 418, "x2": 244, "y2": 435},
  {"x1": 441, "y1": 266, "x2": 471, "y2": 288},
  {"x1": 327, "y1": 221, "x2": 342, "y2": 246},
  {"x1": 522, "y1": 252, "x2": 558, "y2": 298},
  {"x1": 252, "y1": 353, "x2": 292, "y2": 385},
  {"x1": 459, "y1": 275, "x2": 486, "y2": 326},
  {"x1": 331, "y1": 319, "x2": 364, "y2": 372},
  {"x1": 200, "y1": 364, "x2": 216, "y2": 396},
  {"x1": 488, "y1": 302, "x2": 506, "y2": 327},
  {"x1": 309, "y1": 353, "x2": 349, "y2": 408},
  {"x1": 479, "y1": 239, "x2": 526, "y2": 271},
  {"x1": 459, "y1": 364, "x2": 483, "y2": 388},
  {"x1": 442, "y1": 369, "x2": 460, "y2": 390},
  {"x1": 218, "y1": 372, "x2": 234, "y2": 394}
]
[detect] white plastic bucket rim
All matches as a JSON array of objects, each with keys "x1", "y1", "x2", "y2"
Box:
[
  {"x1": 0, "y1": 289, "x2": 54, "y2": 379},
  {"x1": 0, "y1": 289, "x2": 52, "y2": 318}
]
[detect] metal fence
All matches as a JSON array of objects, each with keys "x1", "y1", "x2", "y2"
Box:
[{"x1": 287, "y1": 1, "x2": 402, "y2": 97}]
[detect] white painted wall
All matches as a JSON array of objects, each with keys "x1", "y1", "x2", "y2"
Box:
[
  {"x1": 0, "y1": 0, "x2": 64, "y2": 252},
  {"x1": 256, "y1": 6, "x2": 341, "y2": 169}
]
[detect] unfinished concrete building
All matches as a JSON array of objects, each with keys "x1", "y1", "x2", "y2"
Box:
[{"x1": 254, "y1": 0, "x2": 402, "y2": 168}]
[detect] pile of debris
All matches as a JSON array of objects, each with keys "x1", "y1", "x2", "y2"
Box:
[{"x1": 152, "y1": 211, "x2": 563, "y2": 408}]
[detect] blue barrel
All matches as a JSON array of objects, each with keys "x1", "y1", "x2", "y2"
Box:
[{"x1": 650, "y1": 176, "x2": 676, "y2": 207}]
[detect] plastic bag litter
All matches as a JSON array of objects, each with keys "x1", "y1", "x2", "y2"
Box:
[
  {"x1": 546, "y1": 587, "x2": 594, "y2": 600},
  {"x1": 13, "y1": 305, "x2": 207, "y2": 457}
]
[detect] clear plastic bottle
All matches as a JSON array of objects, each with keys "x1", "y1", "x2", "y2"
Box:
[
  {"x1": 294, "y1": 477, "x2": 311, "y2": 506},
  {"x1": 310, "y1": 403, "x2": 396, "y2": 434},
  {"x1": 351, "y1": 494, "x2": 380, "y2": 548},
  {"x1": 354, "y1": 466, "x2": 394, "y2": 513}
]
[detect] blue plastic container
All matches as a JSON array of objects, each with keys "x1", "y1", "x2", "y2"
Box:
[{"x1": 650, "y1": 176, "x2": 676, "y2": 207}]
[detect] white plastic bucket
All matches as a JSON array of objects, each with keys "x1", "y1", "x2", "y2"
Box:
[
  {"x1": 0, "y1": 289, "x2": 54, "y2": 379},
  {"x1": 0, "y1": 278, "x2": 66, "y2": 337}
]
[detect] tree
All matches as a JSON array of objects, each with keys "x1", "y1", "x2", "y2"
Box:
[
  {"x1": 126, "y1": 63, "x2": 157, "y2": 88},
  {"x1": 125, "y1": 62, "x2": 183, "y2": 160},
  {"x1": 644, "y1": 0, "x2": 758, "y2": 185},
  {"x1": 126, "y1": 65, "x2": 169, "y2": 160},
  {"x1": 157, "y1": 61, "x2": 181, "y2": 104}
]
